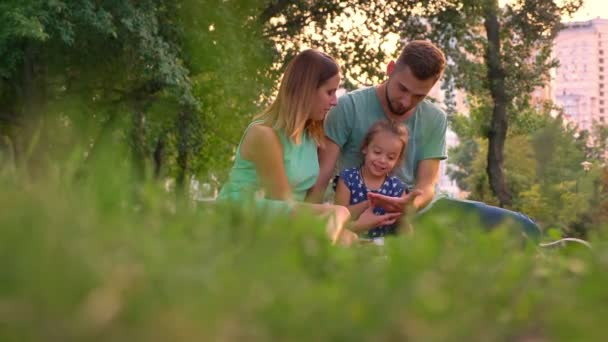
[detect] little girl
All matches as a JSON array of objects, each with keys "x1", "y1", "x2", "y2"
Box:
[{"x1": 335, "y1": 119, "x2": 408, "y2": 240}]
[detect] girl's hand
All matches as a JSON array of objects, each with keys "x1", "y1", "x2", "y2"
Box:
[{"x1": 351, "y1": 207, "x2": 401, "y2": 233}]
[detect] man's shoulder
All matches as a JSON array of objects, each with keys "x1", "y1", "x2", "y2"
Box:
[
  {"x1": 338, "y1": 87, "x2": 376, "y2": 105},
  {"x1": 417, "y1": 100, "x2": 447, "y2": 119},
  {"x1": 346, "y1": 86, "x2": 376, "y2": 97},
  {"x1": 329, "y1": 87, "x2": 377, "y2": 124}
]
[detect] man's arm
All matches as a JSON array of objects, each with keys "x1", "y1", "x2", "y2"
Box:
[
  {"x1": 412, "y1": 158, "x2": 441, "y2": 211},
  {"x1": 306, "y1": 137, "x2": 340, "y2": 203}
]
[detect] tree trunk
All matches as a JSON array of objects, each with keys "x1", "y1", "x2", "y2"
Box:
[
  {"x1": 131, "y1": 104, "x2": 147, "y2": 178},
  {"x1": 14, "y1": 42, "x2": 47, "y2": 179},
  {"x1": 483, "y1": 2, "x2": 512, "y2": 207},
  {"x1": 175, "y1": 109, "x2": 191, "y2": 194},
  {"x1": 153, "y1": 134, "x2": 165, "y2": 179},
  {"x1": 74, "y1": 108, "x2": 120, "y2": 180}
]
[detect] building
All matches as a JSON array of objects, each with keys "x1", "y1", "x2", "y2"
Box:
[
  {"x1": 554, "y1": 18, "x2": 608, "y2": 131},
  {"x1": 437, "y1": 128, "x2": 463, "y2": 198}
]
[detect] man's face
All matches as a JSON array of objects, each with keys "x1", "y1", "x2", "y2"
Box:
[{"x1": 385, "y1": 65, "x2": 437, "y2": 117}]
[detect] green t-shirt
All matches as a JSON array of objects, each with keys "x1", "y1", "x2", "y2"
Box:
[
  {"x1": 218, "y1": 121, "x2": 319, "y2": 203},
  {"x1": 324, "y1": 87, "x2": 447, "y2": 189}
]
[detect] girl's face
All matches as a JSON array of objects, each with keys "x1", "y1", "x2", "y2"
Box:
[
  {"x1": 310, "y1": 73, "x2": 340, "y2": 121},
  {"x1": 362, "y1": 132, "x2": 403, "y2": 177}
]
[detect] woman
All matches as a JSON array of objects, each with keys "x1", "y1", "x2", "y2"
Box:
[{"x1": 218, "y1": 49, "x2": 355, "y2": 244}]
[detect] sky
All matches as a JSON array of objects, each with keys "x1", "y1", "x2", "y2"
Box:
[
  {"x1": 562, "y1": 0, "x2": 608, "y2": 22},
  {"x1": 498, "y1": 0, "x2": 607, "y2": 22}
]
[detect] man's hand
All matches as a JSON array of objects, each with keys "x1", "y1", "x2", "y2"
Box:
[{"x1": 367, "y1": 190, "x2": 421, "y2": 213}]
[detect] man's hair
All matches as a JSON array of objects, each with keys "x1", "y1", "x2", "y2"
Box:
[
  {"x1": 396, "y1": 40, "x2": 446, "y2": 81},
  {"x1": 256, "y1": 49, "x2": 339, "y2": 145}
]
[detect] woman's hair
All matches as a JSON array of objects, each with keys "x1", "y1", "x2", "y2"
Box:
[
  {"x1": 360, "y1": 119, "x2": 409, "y2": 165},
  {"x1": 255, "y1": 49, "x2": 339, "y2": 145}
]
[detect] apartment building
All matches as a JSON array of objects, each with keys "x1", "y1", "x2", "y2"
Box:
[{"x1": 554, "y1": 18, "x2": 608, "y2": 131}]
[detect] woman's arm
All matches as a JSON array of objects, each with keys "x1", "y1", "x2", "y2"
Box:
[
  {"x1": 307, "y1": 137, "x2": 341, "y2": 203},
  {"x1": 239, "y1": 124, "x2": 356, "y2": 245},
  {"x1": 239, "y1": 124, "x2": 291, "y2": 200}
]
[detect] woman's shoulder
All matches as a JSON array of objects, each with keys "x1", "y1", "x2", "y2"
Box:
[
  {"x1": 240, "y1": 123, "x2": 281, "y2": 160},
  {"x1": 244, "y1": 122, "x2": 280, "y2": 143}
]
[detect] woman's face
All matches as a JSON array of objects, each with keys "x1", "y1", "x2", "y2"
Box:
[{"x1": 310, "y1": 73, "x2": 340, "y2": 121}]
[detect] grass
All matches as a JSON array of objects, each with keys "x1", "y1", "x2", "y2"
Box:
[{"x1": 1, "y1": 169, "x2": 607, "y2": 341}]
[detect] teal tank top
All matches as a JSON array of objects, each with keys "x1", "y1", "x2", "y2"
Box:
[{"x1": 218, "y1": 121, "x2": 319, "y2": 202}]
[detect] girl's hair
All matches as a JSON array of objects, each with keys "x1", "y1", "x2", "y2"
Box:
[
  {"x1": 255, "y1": 49, "x2": 339, "y2": 145},
  {"x1": 360, "y1": 120, "x2": 409, "y2": 164}
]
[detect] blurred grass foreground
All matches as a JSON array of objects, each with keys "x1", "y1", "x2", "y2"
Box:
[{"x1": 1, "y1": 165, "x2": 608, "y2": 342}]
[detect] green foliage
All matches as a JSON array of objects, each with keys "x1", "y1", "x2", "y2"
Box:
[
  {"x1": 446, "y1": 139, "x2": 478, "y2": 191},
  {"x1": 455, "y1": 135, "x2": 536, "y2": 207},
  {"x1": 0, "y1": 0, "x2": 277, "y2": 190},
  {"x1": 177, "y1": 0, "x2": 274, "y2": 184},
  {"x1": 530, "y1": 115, "x2": 586, "y2": 186},
  {"x1": 1, "y1": 165, "x2": 608, "y2": 341},
  {"x1": 449, "y1": 105, "x2": 605, "y2": 237},
  {"x1": 586, "y1": 124, "x2": 608, "y2": 161},
  {"x1": 1, "y1": 0, "x2": 192, "y2": 182}
]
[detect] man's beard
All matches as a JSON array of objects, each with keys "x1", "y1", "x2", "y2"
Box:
[{"x1": 385, "y1": 79, "x2": 411, "y2": 116}]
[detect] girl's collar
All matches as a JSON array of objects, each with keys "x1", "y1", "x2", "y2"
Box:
[{"x1": 358, "y1": 166, "x2": 388, "y2": 192}]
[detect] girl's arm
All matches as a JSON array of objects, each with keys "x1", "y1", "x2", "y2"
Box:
[
  {"x1": 239, "y1": 124, "x2": 291, "y2": 200},
  {"x1": 349, "y1": 207, "x2": 401, "y2": 234},
  {"x1": 335, "y1": 177, "x2": 368, "y2": 219},
  {"x1": 336, "y1": 178, "x2": 399, "y2": 234}
]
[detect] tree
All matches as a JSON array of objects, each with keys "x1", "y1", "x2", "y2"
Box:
[
  {"x1": 0, "y1": 0, "x2": 194, "y2": 180},
  {"x1": 0, "y1": 0, "x2": 275, "y2": 194},
  {"x1": 449, "y1": 105, "x2": 596, "y2": 234},
  {"x1": 587, "y1": 123, "x2": 608, "y2": 162},
  {"x1": 426, "y1": 0, "x2": 582, "y2": 207},
  {"x1": 177, "y1": 0, "x2": 274, "y2": 190}
]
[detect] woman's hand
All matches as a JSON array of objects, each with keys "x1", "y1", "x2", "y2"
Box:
[{"x1": 325, "y1": 205, "x2": 357, "y2": 246}]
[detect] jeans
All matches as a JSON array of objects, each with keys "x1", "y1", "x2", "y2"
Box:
[{"x1": 415, "y1": 197, "x2": 541, "y2": 239}]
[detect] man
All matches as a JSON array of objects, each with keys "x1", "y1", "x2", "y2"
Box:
[{"x1": 309, "y1": 40, "x2": 539, "y2": 238}]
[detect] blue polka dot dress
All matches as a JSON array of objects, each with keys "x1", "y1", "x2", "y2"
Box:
[{"x1": 337, "y1": 167, "x2": 407, "y2": 238}]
